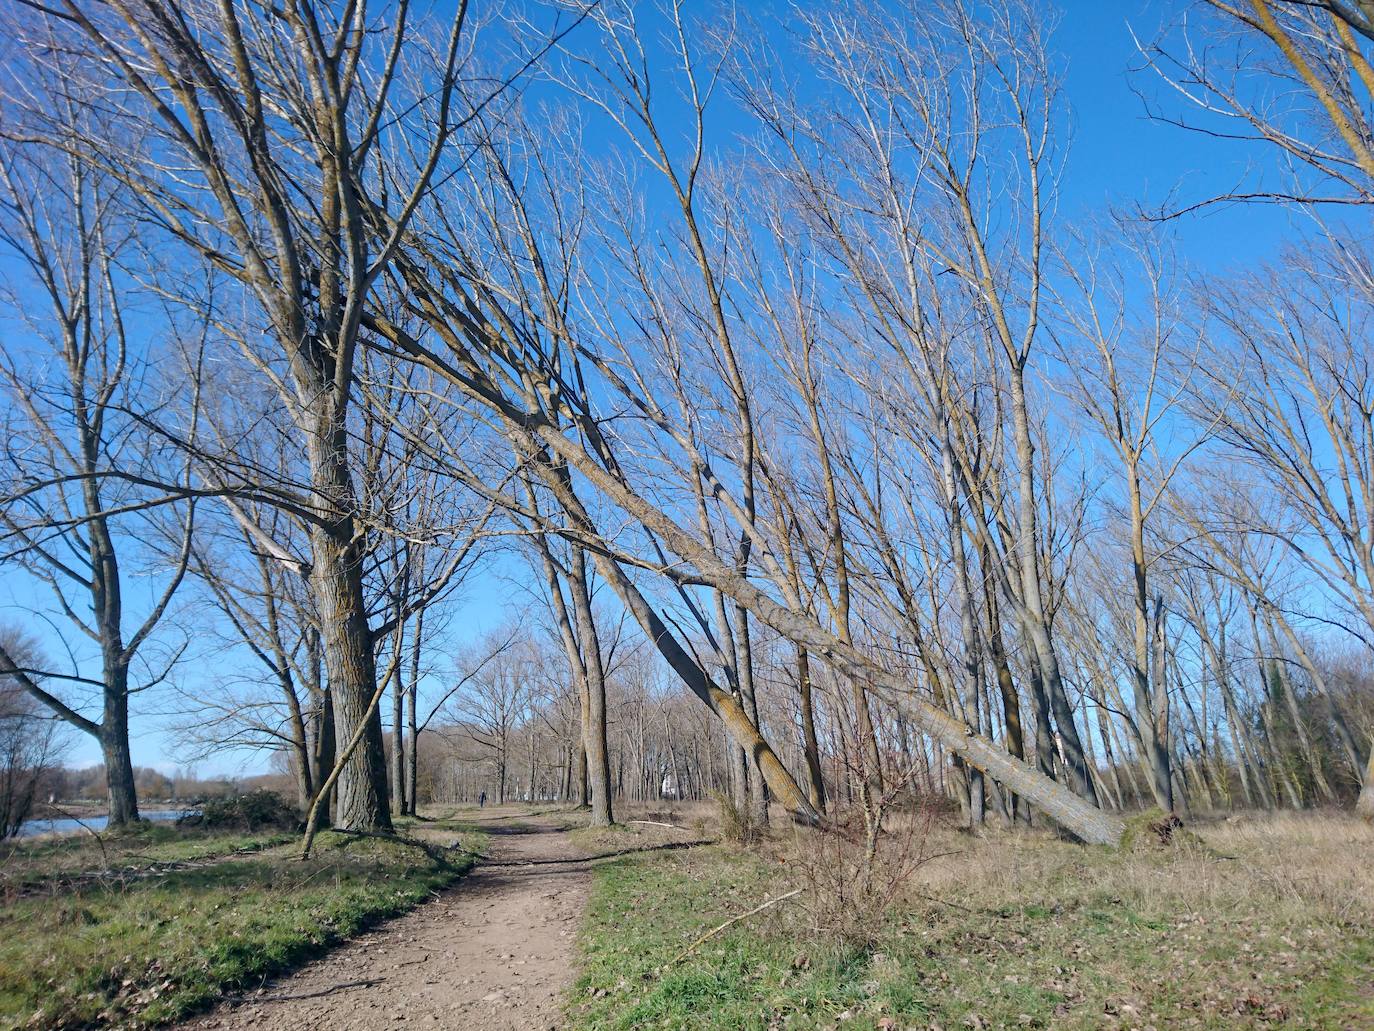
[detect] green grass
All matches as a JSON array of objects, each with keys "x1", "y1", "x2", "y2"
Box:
[
  {"x1": 569, "y1": 816, "x2": 1374, "y2": 1030},
  {"x1": 1, "y1": 823, "x2": 297, "y2": 893},
  {"x1": 0, "y1": 825, "x2": 479, "y2": 1029}
]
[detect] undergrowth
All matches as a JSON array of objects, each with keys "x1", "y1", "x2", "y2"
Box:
[{"x1": 570, "y1": 811, "x2": 1374, "y2": 1029}]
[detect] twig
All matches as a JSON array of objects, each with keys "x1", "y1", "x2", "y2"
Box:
[
  {"x1": 479, "y1": 838, "x2": 714, "y2": 867},
  {"x1": 252, "y1": 977, "x2": 382, "y2": 1003},
  {"x1": 913, "y1": 890, "x2": 979, "y2": 913},
  {"x1": 628, "y1": 819, "x2": 686, "y2": 830},
  {"x1": 663, "y1": 888, "x2": 803, "y2": 968}
]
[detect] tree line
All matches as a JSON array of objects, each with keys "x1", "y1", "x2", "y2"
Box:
[{"x1": 0, "y1": 0, "x2": 1371, "y2": 849}]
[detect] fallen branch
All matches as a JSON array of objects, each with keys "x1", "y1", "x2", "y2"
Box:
[
  {"x1": 628, "y1": 819, "x2": 686, "y2": 831},
  {"x1": 253, "y1": 977, "x2": 382, "y2": 1003},
  {"x1": 479, "y1": 838, "x2": 714, "y2": 867},
  {"x1": 663, "y1": 887, "x2": 803, "y2": 968}
]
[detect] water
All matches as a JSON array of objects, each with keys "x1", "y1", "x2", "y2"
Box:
[{"x1": 14, "y1": 809, "x2": 192, "y2": 838}]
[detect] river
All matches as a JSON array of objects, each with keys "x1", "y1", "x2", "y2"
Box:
[{"x1": 15, "y1": 809, "x2": 193, "y2": 838}]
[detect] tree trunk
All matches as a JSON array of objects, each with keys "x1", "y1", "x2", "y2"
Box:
[
  {"x1": 796, "y1": 646, "x2": 827, "y2": 812},
  {"x1": 282, "y1": 674, "x2": 314, "y2": 814},
  {"x1": 406, "y1": 610, "x2": 422, "y2": 815},
  {"x1": 312, "y1": 685, "x2": 337, "y2": 827},
  {"x1": 1007, "y1": 370, "x2": 1099, "y2": 807},
  {"x1": 312, "y1": 533, "x2": 392, "y2": 832},
  {"x1": 1093, "y1": 698, "x2": 1125, "y2": 810},
  {"x1": 982, "y1": 565, "x2": 1028, "y2": 823},
  {"x1": 305, "y1": 384, "x2": 391, "y2": 833},
  {"x1": 1144, "y1": 596, "x2": 1175, "y2": 811},
  {"x1": 569, "y1": 548, "x2": 614, "y2": 826},
  {"x1": 101, "y1": 676, "x2": 139, "y2": 827},
  {"x1": 943, "y1": 429, "x2": 986, "y2": 831},
  {"x1": 734, "y1": 607, "x2": 769, "y2": 826},
  {"x1": 1357, "y1": 750, "x2": 1374, "y2": 822},
  {"x1": 527, "y1": 728, "x2": 537, "y2": 803},
  {"x1": 391, "y1": 622, "x2": 406, "y2": 817},
  {"x1": 1023, "y1": 643, "x2": 1058, "y2": 782},
  {"x1": 575, "y1": 744, "x2": 589, "y2": 807}
]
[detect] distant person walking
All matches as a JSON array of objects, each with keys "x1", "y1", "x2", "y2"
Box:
[{"x1": 478, "y1": 791, "x2": 486, "y2": 808}]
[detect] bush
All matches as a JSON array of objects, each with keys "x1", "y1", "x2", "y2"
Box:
[
  {"x1": 180, "y1": 790, "x2": 300, "y2": 832},
  {"x1": 713, "y1": 792, "x2": 763, "y2": 846},
  {"x1": 791, "y1": 801, "x2": 939, "y2": 947}
]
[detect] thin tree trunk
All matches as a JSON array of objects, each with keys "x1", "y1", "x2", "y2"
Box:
[
  {"x1": 982, "y1": 560, "x2": 1028, "y2": 823},
  {"x1": 1093, "y1": 698, "x2": 1125, "y2": 811},
  {"x1": 733, "y1": 609, "x2": 768, "y2": 825},
  {"x1": 796, "y1": 646, "x2": 827, "y2": 812},
  {"x1": 569, "y1": 547, "x2": 613, "y2": 826},
  {"x1": 1007, "y1": 370, "x2": 1099, "y2": 807},
  {"x1": 406, "y1": 608, "x2": 423, "y2": 815},
  {"x1": 391, "y1": 619, "x2": 406, "y2": 817},
  {"x1": 943, "y1": 430, "x2": 986, "y2": 830}
]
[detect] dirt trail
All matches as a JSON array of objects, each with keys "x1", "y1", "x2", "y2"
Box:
[{"x1": 182, "y1": 809, "x2": 589, "y2": 1031}]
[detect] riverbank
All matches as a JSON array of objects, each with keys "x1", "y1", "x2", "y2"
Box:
[
  {"x1": 15, "y1": 808, "x2": 191, "y2": 839},
  {"x1": 27, "y1": 801, "x2": 195, "y2": 821}
]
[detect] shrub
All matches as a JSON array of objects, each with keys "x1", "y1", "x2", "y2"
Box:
[
  {"x1": 791, "y1": 800, "x2": 940, "y2": 948},
  {"x1": 713, "y1": 792, "x2": 763, "y2": 846},
  {"x1": 180, "y1": 790, "x2": 300, "y2": 832}
]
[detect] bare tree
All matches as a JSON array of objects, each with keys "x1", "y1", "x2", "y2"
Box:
[
  {"x1": 1053, "y1": 225, "x2": 1214, "y2": 812},
  {"x1": 0, "y1": 122, "x2": 195, "y2": 826},
  {"x1": 364, "y1": 0, "x2": 1126, "y2": 844},
  {"x1": 9, "y1": 0, "x2": 481, "y2": 832},
  {"x1": 0, "y1": 627, "x2": 66, "y2": 838},
  {"x1": 1146, "y1": 0, "x2": 1374, "y2": 816}
]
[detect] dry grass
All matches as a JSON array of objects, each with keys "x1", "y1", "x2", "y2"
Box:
[
  {"x1": 565, "y1": 800, "x2": 715, "y2": 855},
  {"x1": 916, "y1": 809, "x2": 1372, "y2": 917},
  {"x1": 572, "y1": 807, "x2": 1374, "y2": 1029}
]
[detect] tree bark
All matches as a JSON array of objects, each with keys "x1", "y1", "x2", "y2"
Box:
[
  {"x1": 101, "y1": 676, "x2": 139, "y2": 827},
  {"x1": 406, "y1": 609, "x2": 423, "y2": 815},
  {"x1": 310, "y1": 525, "x2": 392, "y2": 833},
  {"x1": 733, "y1": 608, "x2": 769, "y2": 825},
  {"x1": 569, "y1": 547, "x2": 614, "y2": 826},
  {"x1": 981, "y1": 559, "x2": 1028, "y2": 823},
  {"x1": 943, "y1": 431, "x2": 986, "y2": 830},
  {"x1": 1357, "y1": 751, "x2": 1374, "y2": 822},
  {"x1": 391, "y1": 619, "x2": 406, "y2": 817},
  {"x1": 1007, "y1": 372, "x2": 1099, "y2": 807},
  {"x1": 796, "y1": 646, "x2": 827, "y2": 812}
]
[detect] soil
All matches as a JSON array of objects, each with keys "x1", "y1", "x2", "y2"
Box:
[{"x1": 180, "y1": 808, "x2": 590, "y2": 1031}]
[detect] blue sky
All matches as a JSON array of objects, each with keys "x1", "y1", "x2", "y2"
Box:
[
  {"x1": 0, "y1": 0, "x2": 1319, "y2": 778},
  {"x1": 1060, "y1": 1, "x2": 1302, "y2": 263}
]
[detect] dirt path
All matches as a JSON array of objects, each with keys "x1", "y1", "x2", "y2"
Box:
[{"x1": 183, "y1": 809, "x2": 590, "y2": 1031}]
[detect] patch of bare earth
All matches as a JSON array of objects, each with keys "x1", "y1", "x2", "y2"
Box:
[{"x1": 181, "y1": 809, "x2": 589, "y2": 1031}]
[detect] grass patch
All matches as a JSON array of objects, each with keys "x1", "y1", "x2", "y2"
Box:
[
  {"x1": 570, "y1": 813, "x2": 1374, "y2": 1029},
  {"x1": 0, "y1": 824, "x2": 479, "y2": 1029},
  {"x1": 2, "y1": 823, "x2": 296, "y2": 895}
]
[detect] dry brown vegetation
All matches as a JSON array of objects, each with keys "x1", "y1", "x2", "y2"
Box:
[{"x1": 573, "y1": 808, "x2": 1374, "y2": 1029}]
